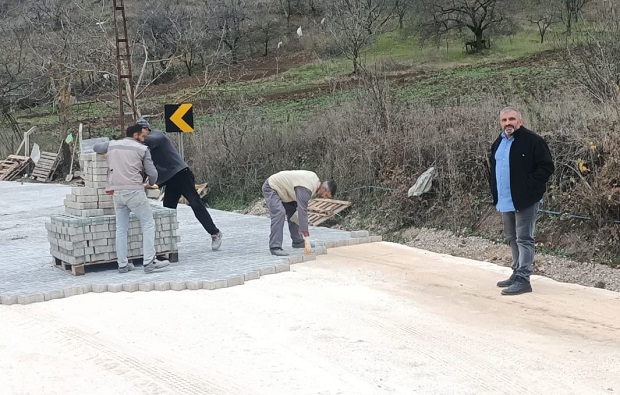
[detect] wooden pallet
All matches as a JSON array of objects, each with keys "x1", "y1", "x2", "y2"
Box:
[
  {"x1": 32, "y1": 151, "x2": 59, "y2": 182},
  {"x1": 53, "y1": 250, "x2": 179, "y2": 276},
  {"x1": 0, "y1": 155, "x2": 31, "y2": 181},
  {"x1": 308, "y1": 198, "x2": 352, "y2": 226},
  {"x1": 158, "y1": 183, "x2": 209, "y2": 205}
]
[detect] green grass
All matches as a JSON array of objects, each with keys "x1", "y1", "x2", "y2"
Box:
[
  {"x1": 9, "y1": 29, "x2": 560, "y2": 146},
  {"x1": 191, "y1": 89, "x2": 356, "y2": 128}
]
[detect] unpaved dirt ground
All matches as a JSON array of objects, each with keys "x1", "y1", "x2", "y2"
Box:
[
  {"x1": 244, "y1": 199, "x2": 620, "y2": 293},
  {"x1": 1, "y1": 242, "x2": 618, "y2": 395},
  {"x1": 403, "y1": 227, "x2": 620, "y2": 293}
]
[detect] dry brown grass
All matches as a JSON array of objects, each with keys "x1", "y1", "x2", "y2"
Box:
[{"x1": 186, "y1": 75, "x2": 620, "y2": 264}]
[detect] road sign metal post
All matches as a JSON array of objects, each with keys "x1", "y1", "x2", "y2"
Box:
[
  {"x1": 165, "y1": 103, "x2": 193, "y2": 160},
  {"x1": 178, "y1": 133, "x2": 184, "y2": 160}
]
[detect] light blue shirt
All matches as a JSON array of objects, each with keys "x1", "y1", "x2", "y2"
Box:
[{"x1": 495, "y1": 132, "x2": 515, "y2": 212}]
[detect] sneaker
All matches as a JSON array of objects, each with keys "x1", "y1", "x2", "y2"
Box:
[
  {"x1": 144, "y1": 259, "x2": 170, "y2": 273},
  {"x1": 496, "y1": 271, "x2": 517, "y2": 288},
  {"x1": 270, "y1": 248, "x2": 289, "y2": 256},
  {"x1": 211, "y1": 232, "x2": 223, "y2": 251},
  {"x1": 118, "y1": 262, "x2": 135, "y2": 273}
]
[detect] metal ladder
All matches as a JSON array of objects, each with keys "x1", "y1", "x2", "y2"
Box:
[{"x1": 112, "y1": 0, "x2": 138, "y2": 133}]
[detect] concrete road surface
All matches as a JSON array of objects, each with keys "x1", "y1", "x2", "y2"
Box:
[{"x1": 1, "y1": 242, "x2": 618, "y2": 395}]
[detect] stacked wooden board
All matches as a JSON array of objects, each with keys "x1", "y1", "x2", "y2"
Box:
[
  {"x1": 308, "y1": 198, "x2": 353, "y2": 226},
  {"x1": 31, "y1": 151, "x2": 59, "y2": 182},
  {"x1": 0, "y1": 155, "x2": 30, "y2": 181}
]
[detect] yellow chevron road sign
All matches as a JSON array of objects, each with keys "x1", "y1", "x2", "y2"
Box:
[{"x1": 164, "y1": 103, "x2": 194, "y2": 133}]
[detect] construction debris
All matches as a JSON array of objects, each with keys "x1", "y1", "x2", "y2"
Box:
[
  {"x1": 308, "y1": 198, "x2": 352, "y2": 226},
  {"x1": 0, "y1": 155, "x2": 31, "y2": 181},
  {"x1": 31, "y1": 151, "x2": 60, "y2": 182}
]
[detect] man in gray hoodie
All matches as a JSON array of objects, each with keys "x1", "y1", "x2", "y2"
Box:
[
  {"x1": 93, "y1": 124, "x2": 170, "y2": 274},
  {"x1": 137, "y1": 118, "x2": 223, "y2": 251}
]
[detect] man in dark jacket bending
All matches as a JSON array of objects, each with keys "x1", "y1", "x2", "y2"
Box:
[
  {"x1": 489, "y1": 107, "x2": 554, "y2": 295},
  {"x1": 137, "y1": 118, "x2": 223, "y2": 251}
]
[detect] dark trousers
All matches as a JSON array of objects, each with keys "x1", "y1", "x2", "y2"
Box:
[
  {"x1": 500, "y1": 201, "x2": 540, "y2": 280},
  {"x1": 262, "y1": 180, "x2": 304, "y2": 249},
  {"x1": 162, "y1": 168, "x2": 219, "y2": 236}
]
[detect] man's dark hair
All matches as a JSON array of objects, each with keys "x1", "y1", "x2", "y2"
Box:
[
  {"x1": 126, "y1": 124, "x2": 142, "y2": 138},
  {"x1": 325, "y1": 180, "x2": 337, "y2": 197}
]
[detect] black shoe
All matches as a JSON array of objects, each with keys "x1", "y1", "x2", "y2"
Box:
[
  {"x1": 501, "y1": 277, "x2": 532, "y2": 295},
  {"x1": 496, "y1": 271, "x2": 517, "y2": 288},
  {"x1": 270, "y1": 248, "x2": 289, "y2": 256}
]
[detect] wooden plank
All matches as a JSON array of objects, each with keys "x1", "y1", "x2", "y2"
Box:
[
  {"x1": 307, "y1": 198, "x2": 352, "y2": 226},
  {"x1": 7, "y1": 155, "x2": 29, "y2": 161},
  {"x1": 31, "y1": 151, "x2": 59, "y2": 183},
  {"x1": 53, "y1": 250, "x2": 179, "y2": 276}
]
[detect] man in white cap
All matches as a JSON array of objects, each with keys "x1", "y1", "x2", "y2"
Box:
[{"x1": 136, "y1": 118, "x2": 223, "y2": 251}]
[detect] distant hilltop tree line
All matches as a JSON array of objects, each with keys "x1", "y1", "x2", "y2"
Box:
[{"x1": 0, "y1": 0, "x2": 607, "y2": 113}]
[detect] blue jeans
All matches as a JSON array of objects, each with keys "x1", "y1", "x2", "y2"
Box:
[
  {"x1": 113, "y1": 190, "x2": 155, "y2": 268},
  {"x1": 500, "y1": 201, "x2": 540, "y2": 280}
]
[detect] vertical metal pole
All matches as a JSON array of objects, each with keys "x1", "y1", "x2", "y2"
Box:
[{"x1": 178, "y1": 133, "x2": 185, "y2": 160}]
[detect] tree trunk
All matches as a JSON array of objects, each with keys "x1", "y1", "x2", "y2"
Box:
[{"x1": 476, "y1": 31, "x2": 484, "y2": 51}]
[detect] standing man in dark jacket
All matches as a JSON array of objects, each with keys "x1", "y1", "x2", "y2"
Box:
[
  {"x1": 137, "y1": 118, "x2": 223, "y2": 251},
  {"x1": 489, "y1": 107, "x2": 554, "y2": 295}
]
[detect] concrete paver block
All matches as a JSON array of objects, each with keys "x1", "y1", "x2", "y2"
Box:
[
  {"x1": 63, "y1": 286, "x2": 85, "y2": 298},
  {"x1": 122, "y1": 283, "x2": 139, "y2": 292},
  {"x1": 185, "y1": 281, "x2": 202, "y2": 290},
  {"x1": 138, "y1": 282, "x2": 154, "y2": 292},
  {"x1": 1, "y1": 295, "x2": 18, "y2": 305},
  {"x1": 350, "y1": 230, "x2": 369, "y2": 238},
  {"x1": 275, "y1": 264, "x2": 290, "y2": 273},
  {"x1": 170, "y1": 281, "x2": 186, "y2": 291},
  {"x1": 244, "y1": 271, "x2": 260, "y2": 281},
  {"x1": 259, "y1": 266, "x2": 276, "y2": 276},
  {"x1": 153, "y1": 282, "x2": 171, "y2": 291},
  {"x1": 18, "y1": 294, "x2": 45, "y2": 305},
  {"x1": 44, "y1": 290, "x2": 64, "y2": 301},
  {"x1": 108, "y1": 284, "x2": 123, "y2": 293},
  {"x1": 91, "y1": 284, "x2": 108, "y2": 293},
  {"x1": 227, "y1": 275, "x2": 245, "y2": 287},
  {"x1": 287, "y1": 255, "x2": 304, "y2": 264}
]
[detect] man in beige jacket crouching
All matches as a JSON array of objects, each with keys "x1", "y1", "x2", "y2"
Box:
[{"x1": 262, "y1": 170, "x2": 336, "y2": 256}]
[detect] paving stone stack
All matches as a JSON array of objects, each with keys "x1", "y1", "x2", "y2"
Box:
[{"x1": 47, "y1": 151, "x2": 179, "y2": 269}]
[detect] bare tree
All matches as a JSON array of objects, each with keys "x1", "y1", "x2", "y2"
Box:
[
  {"x1": 211, "y1": 0, "x2": 249, "y2": 64},
  {"x1": 23, "y1": 0, "x2": 111, "y2": 138},
  {"x1": 426, "y1": 0, "x2": 506, "y2": 52},
  {"x1": 393, "y1": 0, "x2": 416, "y2": 29},
  {"x1": 248, "y1": 1, "x2": 284, "y2": 57},
  {"x1": 525, "y1": 0, "x2": 562, "y2": 43},
  {"x1": 327, "y1": 0, "x2": 396, "y2": 74},
  {"x1": 564, "y1": 0, "x2": 620, "y2": 106},
  {"x1": 563, "y1": 0, "x2": 593, "y2": 35}
]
